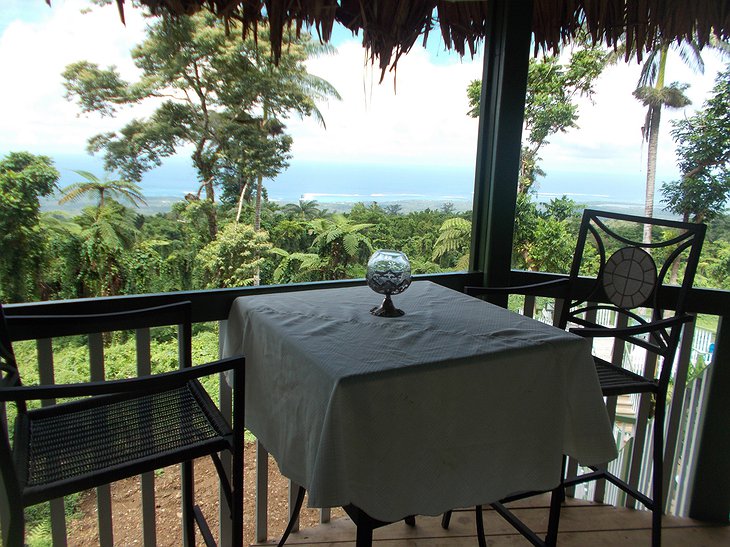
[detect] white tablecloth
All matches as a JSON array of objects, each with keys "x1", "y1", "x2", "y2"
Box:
[{"x1": 223, "y1": 280, "x2": 617, "y2": 522}]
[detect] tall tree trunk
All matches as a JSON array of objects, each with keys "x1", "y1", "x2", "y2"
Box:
[
  {"x1": 254, "y1": 174, "x2": 263, "y2": 231},
  {"x1": 203, "y1": 176, "x2": 217, "y2": 239},
  {"x1": 235, "y1": 179, "x2": 249, "y2": 224},
  {"x1": 252, "y1": 104, "x2": 270, "y2": 286},
  {"x1": 643, "y1": 103, "x2": 662, "y2": 244},
  {"x1": 642, "y1": 46, "x2": 668, "y2": 245},
  {"x1": 253, "y1": 175, "x2": 263, "y2": 286}
]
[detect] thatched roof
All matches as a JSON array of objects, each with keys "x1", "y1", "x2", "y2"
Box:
[{"x1": 60, "y1": 1, "x2": 730, "y2": 75}]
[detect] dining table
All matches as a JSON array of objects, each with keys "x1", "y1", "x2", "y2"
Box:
[{"x1": 222, "y1": 280, "x2": 617, "y2": 544}]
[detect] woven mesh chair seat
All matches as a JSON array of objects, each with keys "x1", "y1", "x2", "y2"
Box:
[
  {"x1": 594, "y1": 357, "x2": 657, "y2": 397},
  {"x1": 17, "y1": 382, "x2": 231, "y2": 490}
]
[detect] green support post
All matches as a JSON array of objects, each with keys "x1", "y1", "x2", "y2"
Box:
[{"x1": 469, "y1": 0, "x2": 533, "y2": 301}]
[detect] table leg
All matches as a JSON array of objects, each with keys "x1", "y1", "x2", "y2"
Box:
[
  {"x1": 475, "y1": 505, "x2": 487, "y2": 547},
  {"x1": 355, "y1": 523, "x2": 373, "y2": 547}
]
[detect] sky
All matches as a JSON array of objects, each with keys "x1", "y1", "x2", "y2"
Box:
[{"x1": 0, "y1": 0, "x2": 727, "y2": 204}]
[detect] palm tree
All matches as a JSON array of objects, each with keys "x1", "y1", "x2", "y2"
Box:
[
  {"x1": 59, "y1": 170, "x2": 147, "y2": 215},
  {"x1": 76, "y1": 201, "x2": 140, "y2": 296},
  {"x1": 633, "y1": 41, "x2": 702, "y2": 244},
  {"x1": 309, "y1": 214, "x2": 374, "y2": 279},
  {"x1": 283, "y1": 199, "x2": 321, "y2": 220}
]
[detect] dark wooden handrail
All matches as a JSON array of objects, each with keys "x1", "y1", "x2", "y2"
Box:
[
  {"x1": 5, "y1": 270, "x2": 728, "y2": 340},
  {"x1": 3, "y1": 272, "x2": 482, "y2": 340}
]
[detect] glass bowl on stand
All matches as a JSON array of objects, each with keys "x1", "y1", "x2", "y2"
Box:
[{"x1": 366, "y1": 250, "x2": 412, "y2": 317}]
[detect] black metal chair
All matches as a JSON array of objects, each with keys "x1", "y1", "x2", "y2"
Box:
[
  {"x1": 445, "y1": 209, "x2": 706, "y2": 547},
  {"x1": 0, "y1": 301, "x2": 245, "y2": 546}
]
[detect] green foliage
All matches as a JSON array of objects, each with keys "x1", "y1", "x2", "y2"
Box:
[
  {"x1": 698, "y1": 239, "x2": 730, "y2": 289},
  {"x1": 661, "y1": 65, "x2": 730, "y2": 223},
  {"x1": 308, "y1": 214, "x2": 374, "y2": 279},
  {"x1": 194, "y1": 222, "x2": 273, "y2": 288},
  {"x1": 512, "y1": 194, "x2": 581, "y2": 273},
  {"x1": 24, "y1": 494, "x2": 80, "y2": 547},
  {"x1": 468, "y1": 43, "x2": 609, "y2": 192},
  {"x1": 271, "y1": 249, "x2": 323, "y2": 283},
  {"x1": 38, "y1": 213, "x2": 84, "y2": 299},
  {"x1": 63, "y1": 14, "x2": 339, "y2": 238},
  {"x1": 432, "y1": 217, "x2": 471, "y2": 269},
  {"x1": 75, "y1": 200, "x2": 141, "y2": 296},
  {"x1": 0, "y1": 152, "x2": 60, "y2": 302}
]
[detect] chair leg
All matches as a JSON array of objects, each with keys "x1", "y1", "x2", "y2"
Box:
[
  {"x1": 182, "y1": 460, "x2": 196, "y2": 547},
  {"x1": 278, "y1": 486, "x2": 305, "y2": 546},
  {"x1": 441, "y1": 510, "x2": 452, "y2": 529}
]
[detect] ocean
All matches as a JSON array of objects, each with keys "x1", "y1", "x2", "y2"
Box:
[{"x1": 44, "y1": 153, "x2": 657, "y2": 215}]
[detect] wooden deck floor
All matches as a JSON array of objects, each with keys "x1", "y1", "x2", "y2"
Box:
[{"x1": 254, "y1": 495, "x2": 730, "y2": 546}]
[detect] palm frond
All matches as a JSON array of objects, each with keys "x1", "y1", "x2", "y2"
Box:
[
  {"x1": 72, "y1": 170, "x2": 102, "y2": 183},
  {"x1": 637, "y1": 49, "x2": 660, "y2": 87},
  {"x1": 662, "y1": 83, "x2": 692, "y2": 109},
  {"x1": 676, "y1": 40, "x2": 705, "y2": 75},
  {"x1": 342, "y1": 233, "x2": 359, "y2": 257},
  {"x1": 59, "y1": 183, "x2": 96, "y2": 204}
]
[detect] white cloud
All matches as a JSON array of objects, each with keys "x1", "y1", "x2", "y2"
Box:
[
  {"x1": 0, "y1": 0, "x2": 147, "y2": 154},
  {"x1": 1, "y1": 2, "x2": 726, "y2": 190},
  {"x1": 283, "y1": 41, "x2": 482, "y2": 167},
  {"x1": 541, "y1": 48, "x2": 727, "y2": 182}
]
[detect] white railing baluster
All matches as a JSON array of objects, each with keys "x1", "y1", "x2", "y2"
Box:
[
  {"x1": 675, "y1": 367, "x2": 710, "y2": 516},
  {"x1": 37, "y1": 338, "x2": 68, "y2": 546},
  {"x1": 89, "y1": 332, "x2": 114, "y2": 547},
  {"x1": 135, "y1": 327, "x2": 157, "y2": 547},
  {"x1": 551, "y1": 298, "x2": 564, "y2": 327},
  {"x1": 668, "y1": 374, "x2": 695, "y2": 514}
]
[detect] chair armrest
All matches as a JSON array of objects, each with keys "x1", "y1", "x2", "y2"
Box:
[
  {"x1": 466, "y1": 278, "x2": 570, "y2": 297},
  {"x1": 0, "y1": 355, "x2": 245, "y2": 402},
  {"x1": 569, "y1": 314, "x2": 693, "y2": 338}
]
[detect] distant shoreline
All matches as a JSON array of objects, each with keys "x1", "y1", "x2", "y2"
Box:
[{"x1": 41, "y1": 193, "x2": 659, "y2": 218}]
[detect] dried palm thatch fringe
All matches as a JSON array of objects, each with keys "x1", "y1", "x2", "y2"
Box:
[{"x1": 46, "y1": 1, "x2": 730, "y2": 78}]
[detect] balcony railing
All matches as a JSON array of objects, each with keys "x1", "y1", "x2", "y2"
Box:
[{"x1": 3, "y1": 270, "x2": 727, "y2": 545}]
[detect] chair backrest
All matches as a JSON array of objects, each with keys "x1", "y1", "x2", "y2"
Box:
[
  {"x1": 0, "y1": 300, "x2": 194, "y2": 541},
  {"x1": 557, "y1": 209, "x2": 706, "y2": 386},
  {"x1": 0, "y1": 305, "x2": 21, "y2": 392}
]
